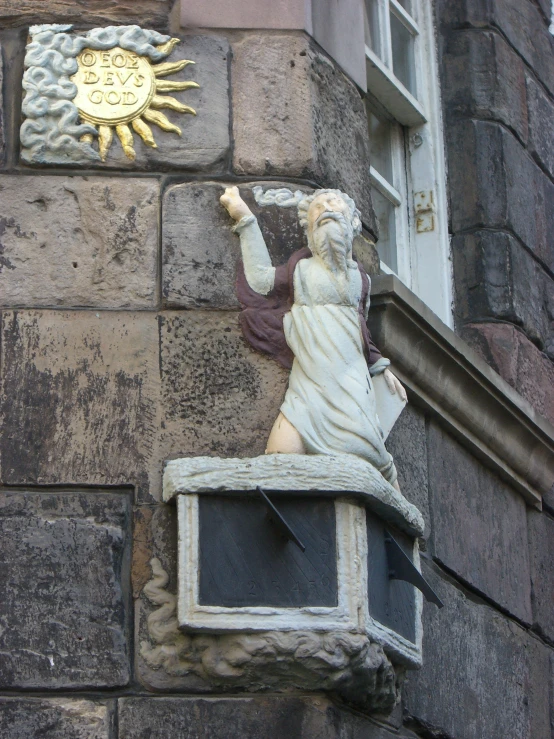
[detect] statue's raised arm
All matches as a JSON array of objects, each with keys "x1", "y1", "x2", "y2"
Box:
[{"x1": 220, "y1": 186, "x2": 276, "y2": 295}]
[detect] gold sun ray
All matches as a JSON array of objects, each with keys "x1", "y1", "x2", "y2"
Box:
[
  {"x1": 156, "y1": 38, "x2": 180, "y2": 55},
  {"x1": 115, "y1": 123, "x2": 136, "y2": 160},
  {"x1": 150, "y1": 59, "x2": 195, "y2": 77},
  {"x1": 72, "y1": 37, "x2": 200, "y2": 161},
  {"x1": 98, "y1": 125, "x2": 113, "y2": 161},
  {"x1": 151, "y1": 94, "x2": 196, "y2": 115},
  {"x1": 131, "y1": 118, "x2": 157, "y2": 148},
  {"x1": 155, "y1": 79, "x2": 200, "y2": 93},
  {"x1": 142, "y1": 109, "x2": 181, "y2": 136}
]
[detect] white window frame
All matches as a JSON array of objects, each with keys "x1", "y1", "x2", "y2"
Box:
[{"x1": 364, "y1": 0, "x2": 453, "y2": 327}]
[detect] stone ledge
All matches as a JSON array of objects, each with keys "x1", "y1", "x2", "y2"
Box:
[
  {"x1": 163, "y1": 453, "x2": 425, "y2": 537},
  {"x1": 368, "y1": 275, "x2": 554, "y2": 507}
]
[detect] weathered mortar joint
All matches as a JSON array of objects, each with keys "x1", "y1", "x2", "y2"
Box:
[{"x1": 140, "y1": 557, "x2": 400, "y2": 714}]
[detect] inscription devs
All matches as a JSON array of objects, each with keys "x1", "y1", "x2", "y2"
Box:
[{"x1": 72, "y1": 47, "x2": 155, "y2": 125}]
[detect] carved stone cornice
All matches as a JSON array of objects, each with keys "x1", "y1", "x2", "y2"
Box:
[{"x1": 368, "y1": 275, "x2": 554, "y2": 508}]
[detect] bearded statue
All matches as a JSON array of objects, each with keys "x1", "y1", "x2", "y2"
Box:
[{"x1": 220, "y1": 185, "x2": 406, "y2": 490}]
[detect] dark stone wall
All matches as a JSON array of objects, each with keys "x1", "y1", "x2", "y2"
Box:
[
  {"x1": 436, "y1": 0, "x2": 554, "y2": 428},
  {"x1": 391, "y1": 416, "x2": 554, "y2": 739},
  {"x1": 400, "y1": 9, "x2": 554, "y2": 736}
]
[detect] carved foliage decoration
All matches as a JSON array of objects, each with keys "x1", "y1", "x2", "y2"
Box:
[{"x1": 21, "y1": 24, "x2": 199, "y2": 164}]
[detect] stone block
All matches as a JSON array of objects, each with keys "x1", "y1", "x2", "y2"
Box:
[
  {"x1": 0, "y1": 42, "x2": 4, "y2": 167},
  {"x1": 0, "y1": 311, "x2": 160, "y2": 499},
  {"x1": 0, "y1": 490, "x2": 130, "y2": 688},
  {"x1": 94, "y1": 36, "x2": 229, "y2": 172},
  {"x1": 231, "y1": 33, "x2": 376, "y2": 236},
  {"x1": 441, "y1": 30, "x2": 527, "y2": 143},
  {"x1": 182, "y1": 0, "x2": 307, "y2": 29},
  {"x1": 385, "y1": 404, "x2": 430, "y2": 539},
  {"x1": 428, "y1": 422, "x2": 532, "y2": 623},
  {"x1": 544, "y1": 485, "x2": 554, "y2": 514},
  {"x1": 162, "y1": 181, "x2": 311, "y2": 309},
  {"x1": 528, "y1": 508, "x2": 554, "y2": 642},
  {"x1": 0, "y1": 698, "x2": 112, "y2": 739},
  {"x1": 448, "y1": 119, "x2": 554, "y2": 271},
  {"x1": 526, "y1": 73, "x2": 554, "y2": 182},
  {"x1": 182, "y1": 0, "x2": 367, "y2": 89},
  {"x1": 159, "y1": 311, "x2": 289, "y2": 460},
  {"x1": 118, "y1": 696, "x2": 415, "y2": 738},
  {"x1": 460, "y1": 322, "x2": 554, "y2": 427},
  {"x1": 132, "y1": 503, "x2": 177, "y2": 601},
  {"x1": 403, "y1": 562, "x2": 550, "y2": 739},
  {"x1": 0, "y1": 176, "x2": 159, "y2": 308},
  {"x1": 0, "y1": 29, "x2": 25, "y2": 171},
  {"x1": 356, "y1": 232, "x2": 381, "y2": 276},
  {"x1": 535, "y1": 0, "x2": 553, "y2": 23},
  {"x1": 452, "y1": 229, "x2": 554, "y2": 355},
  {"x1": 437, "y1": 0, "x2": 554, "y2": 97},
  {"x1": 0, "y1": 0, "x2": 171, "y2": 30}
]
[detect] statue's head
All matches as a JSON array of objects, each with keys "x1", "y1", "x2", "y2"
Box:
[{"x1": 298, "y1": 189, "x2": 362, "y2": 272}]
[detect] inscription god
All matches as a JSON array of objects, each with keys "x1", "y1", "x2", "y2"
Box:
[{"x1": 72, "y1": 47, "x2": 156, "y2": 125}]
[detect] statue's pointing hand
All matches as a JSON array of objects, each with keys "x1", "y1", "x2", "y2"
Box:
[
  {"x1": 384, "y1": 368, "x2": 408, "y2": 403},
  {"x1": 220, "y1": 186, "x2": 253, "y2": 222}
]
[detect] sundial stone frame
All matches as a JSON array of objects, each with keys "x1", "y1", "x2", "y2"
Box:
[{"x1": 165, "y1": 455, "x2": 424, "y2": 668}]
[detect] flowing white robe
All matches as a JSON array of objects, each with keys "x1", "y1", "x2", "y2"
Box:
[{"x1": 280, "y1": 256, "x2": 396, "y2": 484}]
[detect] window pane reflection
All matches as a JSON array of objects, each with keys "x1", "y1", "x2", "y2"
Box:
[
  {"x1": 372, "y1": 188, "x2": 397, "y2": 272},
  {"x1": 390, "y1": 12, "x2": 416, "y2": 94},
  {"x1": 366, "y1": 106, "x2": 393, "y2": 181},
  {"x1": 364, "y1": 0, "x2": 382, "y2": 57}
]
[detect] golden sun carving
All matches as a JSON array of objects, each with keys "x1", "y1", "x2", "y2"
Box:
[{"x1": 71, "y1": 38, "x2": 199, "y2": 161}]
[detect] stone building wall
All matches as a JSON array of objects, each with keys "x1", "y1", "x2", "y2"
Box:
[
  {"x1": 0, "y1": 1, "x2": 553, "y2": 738},
  {"x1": 437, "y1": 0, "x2": 554, "y2": 429}
]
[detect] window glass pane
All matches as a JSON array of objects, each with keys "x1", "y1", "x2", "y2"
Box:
[
  {"x1": 366, "y1": 105, "x2": 393, "y2": 181},
  {"x1": 364, "y1": 0, "x2": 382, "y2": 57},
  {"x1": 372, "y1": 188, "x2": 398, "y2": 272},
  {"x1": 390, "y1": 12, "x2": 416, "y2": 95}
]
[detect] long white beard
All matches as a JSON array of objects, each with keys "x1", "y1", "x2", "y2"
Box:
[{"x1": 309, "y1": 218, "x2": 354, "y2": 274}]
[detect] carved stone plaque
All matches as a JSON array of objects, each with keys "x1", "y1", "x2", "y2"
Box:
[{"x1": 21, "y1": 25, "x2": 202, "y2": 165}]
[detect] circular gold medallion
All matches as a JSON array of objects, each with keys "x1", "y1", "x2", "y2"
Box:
[{"x1": 72, "y1": 47, "x2": 156, "y2": 126}]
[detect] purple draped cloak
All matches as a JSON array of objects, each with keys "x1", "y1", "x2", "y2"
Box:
[{"x1": 236, "y1": 247, "x2": 384, "y2": 371}]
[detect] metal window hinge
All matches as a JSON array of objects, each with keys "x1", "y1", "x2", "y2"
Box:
[{"x1": 414, "y1": 190, "x2": 436, "y2": 233}]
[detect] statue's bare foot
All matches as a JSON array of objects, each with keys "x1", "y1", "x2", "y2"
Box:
[{"x1": 265, "y1": 413, "x2": 306, "y2": 454}]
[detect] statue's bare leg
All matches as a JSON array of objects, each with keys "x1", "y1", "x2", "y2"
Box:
[{"x1": 265, "y1": 412, "x2": 306, "y2": 454}]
